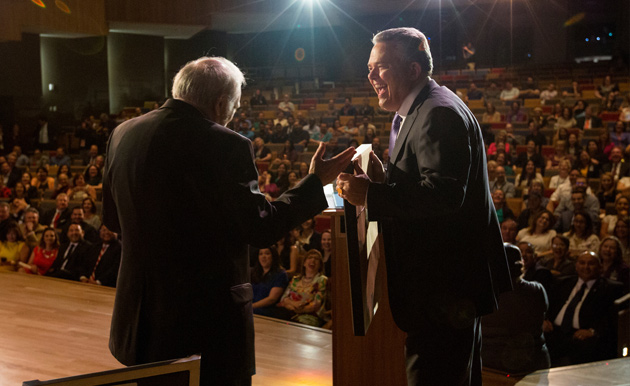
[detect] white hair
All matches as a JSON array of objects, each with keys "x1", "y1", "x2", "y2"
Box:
[{"x1": 172, "y1": 56, "x2": 246, "y2": 112}]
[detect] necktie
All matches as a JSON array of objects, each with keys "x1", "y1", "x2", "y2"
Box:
[
  {"x1": 60, "y1": 243, "x2": 77, "y2": 270},
  {"x1": 90, "y1": 244, "x2": 108, "y2": 281},
  {"x1": 52, "y1": 211, "x2": 60, "y2": 228},
  {"x1": 561, "y1": 282, "x2": 587, "y2": 332},
  {"x1": 389, "y1": 113, "x2": 402, "y2": 156}
]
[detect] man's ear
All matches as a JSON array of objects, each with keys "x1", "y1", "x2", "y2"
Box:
[
  {"x1": 410, "y1": 62, "x2": 422, "y2": 81},
  {"x1": 214, "y1": 97, "x2": 227, "y2": 123}
]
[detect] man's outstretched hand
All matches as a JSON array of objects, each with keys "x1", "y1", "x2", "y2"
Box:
[{"x1": 309, "y1": 143, "x2": 356, "y2": 185}]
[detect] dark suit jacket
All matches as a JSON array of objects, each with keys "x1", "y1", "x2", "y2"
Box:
[
  {"x1": 46, "y1": 239, "x2": 94, "y2": 281},
  {"x1": 601, "y1": 161, "x2": 630, "y2": 178},
  {"x1": 367, "y1": 79, "x2": 512, "y2": 332},
  {"x1": 103, "y1": 99, "x2": 328, "y2": 379},
  {"x1": 576, "y1": 116, "x2": 603, "y2": 130},
  {"x1": 40, "y1": 208, "x2": 70, "y2": 229},
  {"x1": 547, "y1": 276, "x2": 623, "y2": 357},
  {"x1": 59, "y1": 221, "x2": 99, "y2": 244},
  {"x1": 80, "y1": 239, "x2": 122, "y2": 287}
]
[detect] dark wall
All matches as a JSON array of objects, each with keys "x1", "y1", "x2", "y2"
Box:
[
  {"x1": 107, "y1": 33, "x2": 165, "y2": 114},
  {"x1": 165, "y1": 29, "x2": 228, "y2": 98},
  {"x1": 40, "y1": 36, "x2": 109, "y2": 120}
]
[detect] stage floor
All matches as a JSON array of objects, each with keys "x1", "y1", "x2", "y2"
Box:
[{"x1": 0, "y1": 271, "x2": 332, "y2": 386}]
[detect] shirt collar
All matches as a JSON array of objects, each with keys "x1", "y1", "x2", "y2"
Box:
[
  {"x1": 577, "y1": 277, "x2": 597, "y2": 290},
  {"x1": 397, "y1": 77, "x2": 430, "y2": 118}
]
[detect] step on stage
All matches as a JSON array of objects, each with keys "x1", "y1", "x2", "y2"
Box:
[{"x1": 0, "y1": 272, "x2": 332, "y2": 386}]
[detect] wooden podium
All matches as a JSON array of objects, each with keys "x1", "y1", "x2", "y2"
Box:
[{"x1": 326, "y1": 209, "x2": 407, "y2": 386}]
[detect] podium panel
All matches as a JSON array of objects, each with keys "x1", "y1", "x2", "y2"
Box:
[{"x1": 326, "y1": 210, "x2": 407, "y2": 386}]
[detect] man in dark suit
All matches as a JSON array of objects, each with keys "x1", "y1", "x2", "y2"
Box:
[
  {"x1": 576, "y1": 105, "x2": 603, "y2": 130},
  {"x1": 79, "y1": 225, "x2": 121, "y2": 287},
  {"x1": 337, "y1": 27, "x2": 512, "y2": 386},
  {"x1": 59, "y1": 206, "x2": 99, "y2": 244},
  {"x1": 39, "y1": 193, "x2": 71, "y2": 229},
  {"x1": 601, "y1": 146, "x2": 630, "y2": 181},
  {"x1": 544, "y1": 251, "x2": 624, "y2": 366},
  {"x1": 103, "y1": 56, "x2": 354, "y2": 386},
  {"x1": 46, "y1": 223, "x2": 93, "y2": 281}
]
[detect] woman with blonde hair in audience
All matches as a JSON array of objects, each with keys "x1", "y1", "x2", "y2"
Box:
[
  {"x1": 600, "y1": 195, "x2": 629, "y2": 239},
  {"x1": 0, "y1": 224, "x2": 29, "y2": 272},
  {"x1": 541, "y1": 235, "x2": 575, "y2": 277},
  {"x1": 251, "y1": 247, "x2": 289, "y2": 317},
  {"x1": 482, "y1": 102, "x2": 501, "y2": 123},
  {"x1": 546, "y1": 140, "x2": 570, "y2": 171},
  {"x1": 68, "y1": 173, "x2": 96, "y2": 201},
  {"x1": 19, "y1": 227, "x2": 59, "y2": 276},
  {"x1": 516, "y1": 209, "x2": 556, "y2": 258},
  {"x1": 563, "y1": 211, "x2": 600, "y2": 258},
  {"x1": 598, "y1": 236, "x2": 629, "y2": 292},
  {"x1": 548, "y1": 160, "x2": 571, "y2": 189},
  {"x1": 612, "y1": 217, "x2": 629, "y2": 264},
  {"x1": 277, "y1": 249, "x2": 328, "y2": 327},
  {"x1": 82, "y1": 197, "x2": 101, "y2": 230}
]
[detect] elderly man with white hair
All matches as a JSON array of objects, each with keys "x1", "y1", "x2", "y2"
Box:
[{"x1": 103, "y1": 56, "x2": 354, "y2": 386}]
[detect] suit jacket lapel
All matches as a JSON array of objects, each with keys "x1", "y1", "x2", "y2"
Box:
[{"x1": 390, "y1": 80, "x2": 437, "y2": 165}]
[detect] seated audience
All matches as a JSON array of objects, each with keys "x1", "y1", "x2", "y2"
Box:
[
  {"x1": 487, "y1": 130, "x2": 511, "y2": 157},
  {"x1": 515, "y1": 160, "x2": 543, "y2": 194},
  {"x1": 253, "y1": 137, "x2": 271, "y2": 162},
  {"x1": 482, "y1": 243, "x2": 550, "y2": 374},
  {"x1": 539, "y1": 83, "x2": 557, "y2": 103},
  {"x1": 541, "y1": 235, "x2": 576, "y2": 277},
  {"x1": 82, "y1": 197, "x2": 101, "y2": 230},
  {"x1": 611, "y1": 121, "x2": 630, "y2": 148},
  {"x1": 600, "y1": 195, "x2": 629, "y2": 238},
  {"x1": 563, "y1": 211, "x2": 600, "y2": 258},
  {"x1": 506, "y1": 101, "x2": 526, "y2": 123},
  {"x1": 277, "y1": 249, "x2": 328, "y2": 327},
  {"x1": 514, "y1": 140, "x2": 545, "y2": 174},
  {"x1": 501, "y1": 218, "x2": 519, "y2": 244},
  {"x1": 20, "y1": 208, "x2": 46, "y2": 253},
  {"x1": 554, "y1": 190, "x2": 598, "y2": 234},
  {"x1": 598, "y1": 236, "x2": 629, "y2": 292},
  {"x1": 59, "y1": 206, "x2": 99, "y2": 245},
  {"x1": 50, "y1": 147, "x2": 71, "y2": 167},
  {"x1": 481, "y1": 102, "x2": 501, "y2": 123},
  {"x1": 595, "y1": 75, "x2": 620, "y2": 102},
  {"x1": 500, "y1": 81, "x2": 520, "y2": 101},
  {"x1": 492, "y1": 189, "x2": 514, "y2": 223},
  {"x1": 517, "y1": 191, "x2": 546, "y2": 231},
  {"x1": 612, "y1": 217, "x2": 629, "y2": 264},
  {"x1": 0, "y1": 223, "x2": 29, "y2": 271},
  {"x1": 554, "y1": 107, "x2": 577, "y2": 131},
  {"x1": 574, "y1": 150, "x2": 599, "y2": 180},
  {"x1": 576, "y1": 106, "x2": 603, "y2": 130},
  {"x1": 52, "y1": 172, "x2": 71, "y2": 199},
  {"x1": 516, "y1": 210, "x2": 556, "y2": 258},
  {"x1": 40, "y1": 193, "x2": 70, "y2": 230},
  {"x1": 79, "y1": 225, "x2": 122, "y2": 287},
  {"x1": 320, "y1": 230, "x2": 333, "y2": 278},
  {"x1": 521, "y1": 180, "x2": 549, "y2": 212},
  {"x1": 46, "y1": 223, "x2": 93, "y2": 281},
  {"x1": 601, "y1": 146, "x2": 629, "y2": 183},
  {"x1": 296, "y1": 218, "x2": 321, "y2": 252},
  {"x1": 19, "y1": 227, "x2": 59, "y2": 275},
  {"x1": 31, "y1": 167, "x2": 55, "y2": 195},
  {"x1": 544, "y1": 251, "x2": 624, "y2": 366},
  {"x1": 490, "y1": 166, "x2": 515, "y2": 198},
  {"x1": 68, "y1": 173, "x2": 96, "y2": 201},
  {"x1": 251, "y1": 247, "x2": 289, "y2": 317},
  {"x1": 519, "y1": 241, "x2": 553, "y2": 295},
  {"x1": 546, "y1": 141, "x2": 571, "y2": 172}
]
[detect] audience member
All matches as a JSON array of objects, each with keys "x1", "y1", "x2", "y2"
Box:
[
  {"x1": 554, "y1": 190, "x2": 593, "y2": 233},
  {"x1": 251, "y1": 247, "x2": 289, "y2": 317},
  {"x1": 489, "y1": 166, "x2": 515, "y2": 198},
  {"x1": 612, "y1": 217, "x2": 630, "y2": 264},
  {"x1": 50, "y1": 147, "x2": 71, "y2": 167},
  {"x1": 0, "y1": 202, "x2": 16, "y2": 241},
  {"x1": 554, "y1": 107, "x2": 576, "y2": 131},
  {"x1": 594, "y1": 75, "x2": 619, "y2": 102},
  {"x1": 339, "y1": 98, "x2": 357, "y2": 116},
  {"x1": 598, "y1": 236, "x2": 629, "y2": 292},
  {"x1": 574, "y1": 150, "x2": 599, "y2": 180},
  {"x1": 544, "y1": 251, "x2": 623, "y2": 366},
  {"x1": 500, "y1": 218, "x2": 518, "y2": 244},
  {"x1": 46, "y1": 223, "x2": 93, "y2": 281},
  {"x1": 79, "y1": 225, "x2": 122, "y2": 287},
  {"x1": 482, "y1": 243, "x2": 551, "y2": 374},
  {"x1": 500, "y1": 81, "x2": 520, "y2": 101},
  {"x1": 40, "y1": 193, "x2": 70, "y2": 229},
  {"x1": 600, "y1": 195, "x2": 629, "y2": 238},
  {"x1": 519, "y1": 241, "x2": 553, "y2": 295},
  {"x1": 277, "y1": 249, "x2": 328, "y2": 327},
  {"x1": 492, "y1": 190, "x2": 514, "y2": 223},
  {"x1": 611, "y1": 121, "x2": 630, "y2": 148},
  {"x1": 517, "y1": 191, "x2": 546, "y2": 231},
  {"x1": 358, "y1": 98, "x2": 375, "y2": 117},
  {"x1": 563, "y1": 211, "x2": 600, "y2": 258},
  {"x1": 525, "y1": 121, "x2": 547, "y2": 151},
  {"x1": 576, "y1": 106, "x2": 603, "y2": 130},
  {"x1": 562, "y1": 81, "x2": 582, "y2": 99},
  {"x1": 82, "y1": 197, "x2": 101, "y2": 230},
  {"x1": 0, "y1": 223, "x2": 29, "y2": 271},
  {"x1": 541, "y1": 235, "x2": 576, "y2": 277},
  {"x1": 515, "y1": 160, "x2": 543, "y2": 194},
  {"x1": 250, "y1": 89, "x2": 268, "y2": 107},
  {"x1": 59, "y1": 206, "x2": 99, "y2": 245},
  {"x1": 19, "y1": 227, "x2": 59, "y2": 275},
  {"x1": 278, "y1": 94, "x2": 296, "y2": 116},
  {"x1": 516, "y1": 209, "x2": 556, "y2": 258},
  {"x1": 506, "y1": 101, "x2": 526, "y2": 123},
  {"x1": 20, "y1": 208, "x2": 46, "y2": 252},
  {"x1": 520, "y1": 77, "x2": 540, "y2": 99},
  {"x1": 483, "y1": 82, "x2": 501, "y2": 106},
  {"x1": 540, "y1": 83, "x2": 558, "y2": 103}
]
